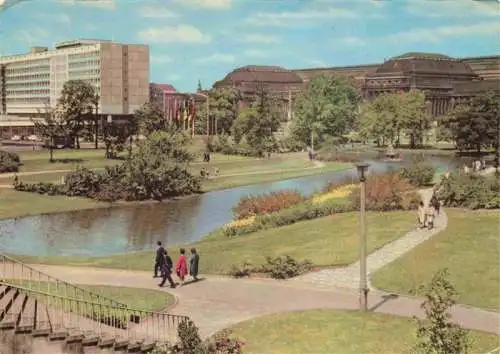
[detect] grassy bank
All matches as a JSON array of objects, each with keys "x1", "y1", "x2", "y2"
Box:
[
  {"x1": 0, "y1": 152, "x2": 351, "y2": 220},
  {"x1": 228, "y1": 309, "x2": 499, "y2": 354},
  {"x1": 372, "y1": 210, "x2": 500, "y2": 310},
  {"x1": 14, "y1": 212, "x2": 414, "y2": 274}
]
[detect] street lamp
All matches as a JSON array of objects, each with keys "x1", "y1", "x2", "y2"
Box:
[{"x1": 355, "y1": 162, "x2": 369, "y2": 311}]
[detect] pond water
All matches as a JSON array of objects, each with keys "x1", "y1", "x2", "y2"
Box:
[{"x1": 0, "y1": 156, "x2": 459, "y2": 257}]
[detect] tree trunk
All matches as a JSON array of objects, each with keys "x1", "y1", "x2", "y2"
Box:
[
  {"x1": 94, "y1": 116, "x2": 99, "y2": 149},
  {"x1": 410, "y1": 133, "x2": 416, "y2": 149},
  {"x1": 76, "y1": 135, "x2": 80, "y2": 149}
]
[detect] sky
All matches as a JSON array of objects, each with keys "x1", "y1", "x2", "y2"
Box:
[{"x1": 0, "y1": 0, "x2": 499, "y2": 92}]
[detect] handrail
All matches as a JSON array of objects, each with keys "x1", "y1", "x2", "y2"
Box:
[
  {"x1": 1, "y1": 282, "x2": 189, "y2": 321},
  {"x1": 0, "y1": 253, "x2": 127, "y2": 309}
]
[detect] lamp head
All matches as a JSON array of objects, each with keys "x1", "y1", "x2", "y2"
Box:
[{"x1": 355, "y1": 162, "x2": 369, "y2": 182}]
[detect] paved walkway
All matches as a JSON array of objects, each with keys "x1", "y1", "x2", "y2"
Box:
[
  {"x1": 293, "y1": 189, "x2": 448, "y2": 289},
  {"x1": 25, "y1": 264, "x2": 500, "y2": 338}
]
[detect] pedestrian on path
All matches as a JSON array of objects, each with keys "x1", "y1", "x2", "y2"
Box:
[
  {"x1": 159, "y1": 251, "x2": 176, "y2": 288},
  {"x1": 417, "y1": 201, "x2": 426, "y2": 228},
  {"x1": 175, "y1": 248, "x2": 188, "y2": 286},
  {"x1": 190, "y1": 248, "x2": 200, "y2": 281},
  {"x1": 430, "y1": 192, "x2": 440, "y2": 216},
  {"x1": 426, "y1": 204, "x2": 436, "y2": 229},
  {"x1": 153, "y1": 241, "x2": 165, "y2": 278}
]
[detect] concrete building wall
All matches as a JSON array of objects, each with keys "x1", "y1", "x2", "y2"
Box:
[
  {"x1": 99, "y1": 42, "x2": 124, "y2": 114},
  {"x1": 125, "y1": 44, "x2": 149, "y2": 114}
]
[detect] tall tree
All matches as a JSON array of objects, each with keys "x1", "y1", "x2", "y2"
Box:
[
  {"x1": 33, "y1": 107, "x2": 67, "y2": 162},
  {"x1": 292, "y1": 75, "x2": 359, "y2": 149},
  {"x1": 196, "y1": 88, "x2": 239, "y2": 135},
  {"x1": 440, "y1": 91, "x2": 499, "y2": 153},
  {"x1": 134, "y1": 102, "x2": 167, "y2": 136},
  {"x1": 399, "y1": 90, "x2": 431, "y2": 148},
  {"x1": 58, "y1": 80, "x2": 97, "y2": 149},
  {"x1": 232, "y1": 85, "x2": 281, "y2": 152}
]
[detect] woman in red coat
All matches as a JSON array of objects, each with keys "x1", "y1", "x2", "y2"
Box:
[{"x1": 175, "y1": 248, "x2": 188, "y2": 285}]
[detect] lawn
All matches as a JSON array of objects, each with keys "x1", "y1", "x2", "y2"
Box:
[
  {"x1": 372, "y1": 210, "x2": 500, "y2": 310},
  {"x1": 227, "y1": 309, "x2": 499, "y2": 354},
  {"x1": 14, "y1": 211, "x2": 415, "y2": 275}
]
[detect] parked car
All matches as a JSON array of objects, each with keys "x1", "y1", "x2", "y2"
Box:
[
  {"x1": 11, "y1": 135, "x2": 21, "y2": 141},
  {"x1": 27, "y1": 134, "x2": 40, "y2": 141}
]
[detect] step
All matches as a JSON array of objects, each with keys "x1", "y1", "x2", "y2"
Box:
[
  {"x1": 0, "y1": 292, "x2": 26, "y2": 330},
  {"x1": 0, "y1": 285, "x2": 10, "y2": 299},
  {"x1": 16, "y1": 295, "x2": 35, "y2": 333},
  {"x1": 33, "y1": 299, "x2": 52, "y2": 334},
  {"x1": 0, "y1": 288, "x2": 19, "y2": 326}
]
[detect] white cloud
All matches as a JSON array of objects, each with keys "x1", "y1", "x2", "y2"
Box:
[
  {"x1": 310, "y1": 59, "x2": 329, "y2": 67},
  {"x1": 243, "y1": 49, "x2": 268, "y2": 58},
  {"x1": 387, "y1": 22, "x2": 500, "y2": 43},
  {"x1": 246, "y1": 7, "x2": 358, "y2": 27},
  {"x1": 38, "y1": 13, "x2": 71, "y2": 25},
  {"x1": 151, "y1": 54, "x2": 173, "y2": 63},
  {"x1": 194, "y1": 53, "x2": 235, "y2": 64},
  {"x1": 242, "y1": 34, "x2": 279, "y2": 44},
  {"x1": 137, "y1": 25, "x2": 211, "y2": 44},
  {"x1": 13, "y1": 27, "x2": 51, "y2": 45},
  {"x1": 139, "y1": 5, "x2": 178, "y2": 19},
  {"x1": 336, "y1": 36, "x2": 365, "y2": 46},
  {"x1": 405, "y1": 0, "x2": 499, "y2": 18},
  {"x1": 172, "y1": 0, "x2": 232, "y2": 10},
  {"x1": 58, "y1": 0, "x2": 116, "y2": 10}
]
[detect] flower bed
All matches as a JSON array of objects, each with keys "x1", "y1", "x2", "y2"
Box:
[
  {"x1": 233, "y1": 190, "x2": 305, "y2": 220},
  {"x1": 312, "y1": 184, "x2": 356, "y2": 204}
]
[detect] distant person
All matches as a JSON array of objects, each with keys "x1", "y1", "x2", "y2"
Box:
[
  {"x1": 417, "y1": 201, "x2": 426, "y2": 229},
  {"x1": 189, "y1": 248, "x2": 200, "y2": 281},
  {"x1": 175, "y1": 248, "x2": 188, "y2": 286},
  {"x1": 267, "y1": 151, "x2": 271, "y2": 159},
  {"x1": 206, "y1": 151, "x2": 211, "y2": 163},
  {"x1": 481, "y1": 158, "x2": 486, "y2": 170},
  {"x1": 213, "y1": 167, "x2": 220, "y2": 177},
  {"x1": 308, "y1": 150, "x2": 313, "y2": 161},
  {"x1": 158, "y1": 251, "x2": 176, "y2": 288},
  {"x1": 426, "y1": 204, "x2": 436, "y2": 229},
  {"x1": 430, "y1": 192, "x2": 441, "y2": 216},
  {"x1": 153, "y1": 241, "x2": 166, "y2": 278}
]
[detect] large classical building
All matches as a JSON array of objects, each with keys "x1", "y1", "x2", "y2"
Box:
[
  {"x1": 212, "y1": 53, "x2": 499, "y2": 122},
  {"x1": 0, "y1": 39, "x2": 149, "y2": 136}
]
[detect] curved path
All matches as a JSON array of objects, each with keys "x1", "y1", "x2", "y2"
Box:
[{"x1": 26, "y1": 264, "x2": 499, "y2": 338}]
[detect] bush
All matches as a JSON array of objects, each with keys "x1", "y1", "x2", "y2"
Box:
[
  {"x1": 0, "y1": 150, "x2": 21, "y2": 173},
  {"x1": 233, "y1": 190, "x2": 305, "y2": 220},
  {"x1": 400, "y1": 164, "x2": 435, "y2": 187},
  {"x1": 349, "y1": 172, "x2": 421, "y2": 211},
  {"x1": 276, "y1": 136, "x2": 306, "y2": 153},
  {"x1": 221, "y1": 198, "x2": 355, "y2": 237},
  {"x1": 437, "y1": 173, "x2": 499, "y2": 209},
  {"x1": 229, "y1": 255, "x2": 312, "y2": 280}
]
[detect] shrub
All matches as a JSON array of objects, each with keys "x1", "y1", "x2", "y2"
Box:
[
  {"x1": 221, "y1": 198, "x2": 355, "y2": 237},
  {"x1": 229, "y1": 256, "x2": 312, "y2": 280},
  {"x1": 233, "y1": 190, "x2": 305, "y2": 220},
  {"x1": 349, "y1": 172, "x2": 421, "y2": 211},
  {"x1": 400, "y1": 164, "x2": 435, "y2": 187},
  {"x1": 437, "y1": 173, "x2": 499, "y2": 209},
  {"x1": 0, "y1": 150, "x2": 21, "y2": 173}
]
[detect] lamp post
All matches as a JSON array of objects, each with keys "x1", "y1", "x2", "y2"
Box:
[
  {"x1": 355, "y1": 162, "x2": 369, "y2": 311},
  {"x1": 105, "y1": 115, "x2": 112, "y2": 158}
]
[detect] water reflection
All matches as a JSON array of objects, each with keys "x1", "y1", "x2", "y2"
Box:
[{"x1": 0, "y1": 157, "x2": 458, "y2": 257}]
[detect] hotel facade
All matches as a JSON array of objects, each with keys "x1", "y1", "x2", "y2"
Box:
[{"x1": 0, "y1": 39, "x2": 149, "y2": 136}]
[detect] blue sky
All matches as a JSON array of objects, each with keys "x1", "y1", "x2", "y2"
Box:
[{"x1": 1, "y1": 0, "x2": 499, "y2": 92}]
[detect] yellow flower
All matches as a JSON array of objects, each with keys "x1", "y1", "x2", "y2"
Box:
[
  {"x1": 312, "y1": 184, "x2": 356, "y2": 205},
  {"x1": 223, "y1": 216, "x2": 256, "y2": 230}
]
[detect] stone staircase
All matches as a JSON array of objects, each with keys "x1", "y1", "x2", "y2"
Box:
[{"x1": 0, "y1": 254, "x2": 189, "y2": 353}]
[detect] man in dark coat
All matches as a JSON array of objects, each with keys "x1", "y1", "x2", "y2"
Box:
[
  {"x1": 190, "y1": 248, "x2": 200, "y2": 281},
  {"x1": 159, "y1": 251, "x2": 176, "y2": 288},
  {"x1": 153, "y1": 241, "x2": 165, "y2": 278}
]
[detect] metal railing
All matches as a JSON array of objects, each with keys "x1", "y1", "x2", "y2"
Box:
[
  {"x1": 0, "y1": 283, "x2": 188, "y2": 346},
  {"x1": 0, "y1": 253, "x2": 128, "y2": 310}
]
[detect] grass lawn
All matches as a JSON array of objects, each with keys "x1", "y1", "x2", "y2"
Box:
[
  {"x1": 0, "y1": 151, "x2": 351, "y2": 220},
  {"x1": 227, "y1": 309, "x2": 499, "y2": 354},
  {"x1": 14, "y1": 212, "x2": 415, "y2": 274},
  {"x1": 372, "y1": 210, "x2": 500, "y2": 310}
]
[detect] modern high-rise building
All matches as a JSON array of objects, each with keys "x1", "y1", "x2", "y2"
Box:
[{"x1": 0, "y1": 39, "x2": 149, "y2": 120}]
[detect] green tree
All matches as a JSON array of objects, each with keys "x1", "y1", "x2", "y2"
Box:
[
  {"x1": 440, "y1": 91, "x2": 499, "y2": 153},
  {"x1": 196, "y1": 88, "x2": 239, "y2": 135},
  {"x1": 358, "y1": 94, "x2": 398, "y2": 146},
  {"x1": 58, "y1": 80, "x2": 97, "y2": 149},
  {"x1": 232, "y1": 85, "x2": 281, "y2": 152},
  {"x1": 103, "y1": 121, "x2": 136, "y2": 159},
  {"x1": 292, "y1": 75, "x2": 359, "y2": 149},
  {"x1": 414, "y1": 269, "x2": 469, "y2": 354},
  {"x1": 399, "y1": 90, "x2": 431, "y2": 148},
  {"x1": 33, "y1": 108, "x2": 67, "y2": 162},
  {"x1": 134, "y1": 102, "x2": 167, "y2": 136}
]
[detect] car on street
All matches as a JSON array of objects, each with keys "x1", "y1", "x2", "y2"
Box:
[
  {"x1": 27, "y1": 134, "x2": 40, "y2": 141},
  {"x1": 11, "y1": 135, "x2": 21, "y2": 141}
]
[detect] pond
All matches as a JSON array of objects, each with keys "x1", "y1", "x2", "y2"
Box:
[{"x1": 0, "y1": 156, "x2": 459, "y2": 257}]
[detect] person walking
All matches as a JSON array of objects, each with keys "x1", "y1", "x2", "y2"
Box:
[
  {"x1": 175, "y1": 248, "x2": 188, "y2": 286},
  {"x1": 417, "y1": 201, "x2": 426, "y2": 229},
  {"x1": 189, "y1": 248, "x2": 200, "y2": 281},
  {"x1": 158, "y1": 251, "x2": 176, "y2": 288},
  {"x1": 153, "y1": 241, "x2": 165, "y2": 278}
]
